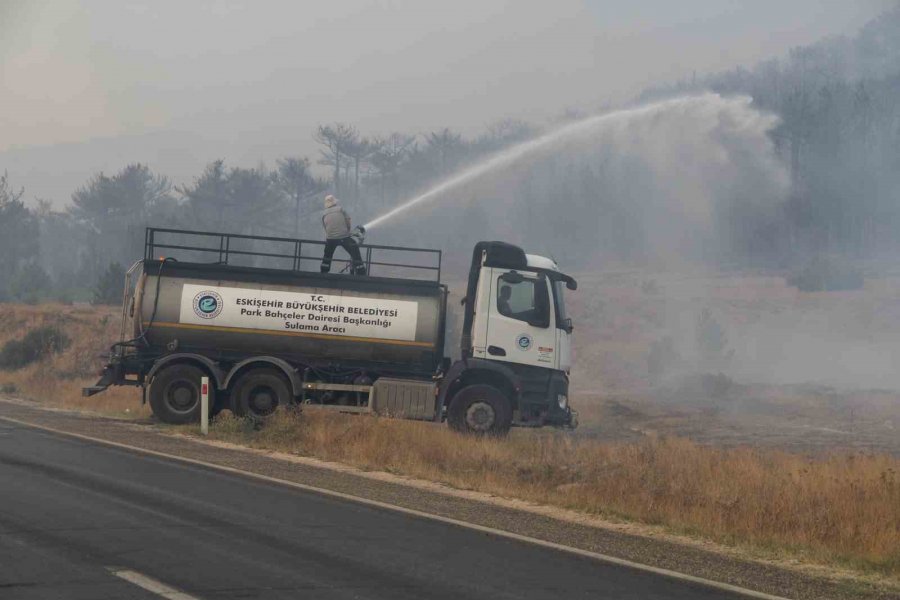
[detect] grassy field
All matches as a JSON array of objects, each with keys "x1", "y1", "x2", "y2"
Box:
[
  {"x1": 0, "y1": 303, "x2": 149, "y2": 417},
  {"x1": 1, "y1": 300, "x2": 899, "y2": 581}
]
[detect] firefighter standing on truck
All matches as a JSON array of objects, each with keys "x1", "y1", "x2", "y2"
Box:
[{"x1": 320, "y1": 195, "x2": 366, "y2": 275}]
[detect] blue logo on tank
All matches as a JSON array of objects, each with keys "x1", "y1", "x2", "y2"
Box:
[
  {"x1": 192, "y1": 290, "x2": 223, "y2": 319},
  {"x1": 198, "y1": 296, "x2": 218, "y2": 313}
]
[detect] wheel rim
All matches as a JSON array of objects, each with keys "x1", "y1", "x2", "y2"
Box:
[
  {"x1": 247, "y1": 384, "x2": 278, "y2": 417},
  {"x1": 465, "y1": 401, "x2": 496, "y2": 432},
  {"x1": 165, "y1": 381, "x2": 199, "y2": 414}
]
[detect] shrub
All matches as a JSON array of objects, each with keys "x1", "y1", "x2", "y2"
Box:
[
  {"x1": 647, "y1": 335, "x2": 678, "y2": 382},
  {"x1": 0, "y1": 326, "x2": 71, "y2": 370},
  {"x1": 55, "y1": 289, "x2": 74, "y2": 305},
  {"x1": 92, "y1": 262, "x2": 126, "y2": 306},
  {"x1": 787, "y1": 256, "x2": 864, "y2": 292},
  {"x1": 640, "y1": 279, "x2": 660, "y2": 295},
  {"x1": 696, "y1": 308, "x2": 734, "y2": 368},
  {"x1": 7, "y1": 261, "x2": 53, "y2": 304},
  {"x1": 0, "y1": 382, "x2": 18, "y2": 394}
]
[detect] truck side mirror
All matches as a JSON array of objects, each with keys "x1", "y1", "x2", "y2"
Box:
[{"x1": 564, "y1": 318, "x2": 574, "y2": 333}]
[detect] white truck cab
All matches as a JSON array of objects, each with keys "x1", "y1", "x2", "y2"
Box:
[
  {"x1": 438, "y1": 242, "x2": 577, "y2": 432},
  {"x1": 471, "y1": 253, "x2": 573, "y2": 372}
]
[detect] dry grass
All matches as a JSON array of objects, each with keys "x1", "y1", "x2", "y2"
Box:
[
  {"x1": 0, "y1": 303, "x2": 146, "y2": 417},
  {"x1": 204, "y1": 409, "x2": 900, "y2": 579}
]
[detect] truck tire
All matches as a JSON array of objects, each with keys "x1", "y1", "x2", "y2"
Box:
[
  {"x1": 447, "y1": 384, "x2": 512, "y2": 436},
  {"x1": 230, "y1": 368, "x2": 292, "y2": 419},
  {"x1": 149, "y1": 364, "x2": 213, "y2": 425}
]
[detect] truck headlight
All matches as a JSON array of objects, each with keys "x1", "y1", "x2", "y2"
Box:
[{"x1": 557, "y1": 394, "x2": 568, "y2": 409}]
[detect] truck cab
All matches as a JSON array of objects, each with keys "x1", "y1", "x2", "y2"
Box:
[{"x1": 438, "y1": 242, "x2": 577, "y2": 434}]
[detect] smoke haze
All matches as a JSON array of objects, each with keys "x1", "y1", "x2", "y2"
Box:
[
  {"x1": 0, "y1": 0, "x2": 889, "y2": 206},
  {"x1": 3, "y1": 1, "x2": 900, "y2": 401}
]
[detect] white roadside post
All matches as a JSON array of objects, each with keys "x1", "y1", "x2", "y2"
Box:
[{"x1": 200, "y1": 376, "x2": 209, "y2": 435}]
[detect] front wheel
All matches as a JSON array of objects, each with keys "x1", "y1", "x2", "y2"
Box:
[
  {"x1": 447, "y1": 384, "x2": 512, "y2": 436},
  {"x1": 149, "y1": 364, "x2": 213, "y2": 425},
  {"x1": 230, "y1": 368, "x2": 292, "y2": 420}
]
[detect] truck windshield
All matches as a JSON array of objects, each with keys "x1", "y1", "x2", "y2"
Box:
[{"x1": 553, "y1": 280, "x2": 568, "y2": 326}]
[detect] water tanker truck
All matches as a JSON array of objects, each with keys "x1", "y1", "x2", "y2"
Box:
[{"x1": 85, "y1": 228, "x2": 577, "y2": 435}]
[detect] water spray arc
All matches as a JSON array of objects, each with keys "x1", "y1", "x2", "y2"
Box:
[{"x1": 364, "y1": 94, "x2": 779, "y2": 231}]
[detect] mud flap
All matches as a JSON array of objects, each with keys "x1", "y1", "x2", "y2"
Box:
[
  {"x1": 566, "y1": 409, "x2": 579, "y2": 430},
  {"x1": 81, "y1": 365, "x2": 119, "y2": 397}
]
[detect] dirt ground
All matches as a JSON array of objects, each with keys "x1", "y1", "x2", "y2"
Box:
[
  {"x1": 573, "y1": 384, "x2": 900, "y2": 455},
  {"x1": 565, "y1": 271, "x2": 900, "y2": 455}
]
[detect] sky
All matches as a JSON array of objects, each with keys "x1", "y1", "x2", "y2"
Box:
[{"x1": 0, "y1": 0, "x2": 893, "y2": 206}]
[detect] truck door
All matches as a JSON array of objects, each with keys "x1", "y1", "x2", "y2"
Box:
[{"x1": 482, "y1": 269, "x2": 557, "y2": 369}]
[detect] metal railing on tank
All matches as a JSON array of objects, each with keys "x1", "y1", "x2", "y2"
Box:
[{"x1": 143, "y1": 227, "x2": 442, "y2": 282}]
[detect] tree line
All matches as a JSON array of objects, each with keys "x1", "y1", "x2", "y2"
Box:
[
  {"x1": 1, "y1": 8, "x2": 899, "y2": 303},
  {"x1": 0, "y1": 117, "x2": 539, "y2": 303},
  {"x1": 640, "y1": 7, "x2": 900, "y2": 261}
]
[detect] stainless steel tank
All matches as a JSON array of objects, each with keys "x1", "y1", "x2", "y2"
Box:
[{"x1": 133, "y1": 260, "x2": 446, "y2": 372}]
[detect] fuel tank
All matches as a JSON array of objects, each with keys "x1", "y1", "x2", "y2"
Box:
[{"x1": 134, "y1": 260, "x2": 447, "y2": 374}]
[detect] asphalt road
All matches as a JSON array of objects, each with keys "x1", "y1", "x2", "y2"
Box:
[{"x1": 0, "y1": 421, "x2": 747, "y2": 600}]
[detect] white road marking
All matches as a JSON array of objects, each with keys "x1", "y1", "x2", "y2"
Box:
[
  {"x1": 108, "y1": 568, "x2": 202, "y2": 600},
  {"x1": 2, "y1": 415, "x2": 791, "y2": 600}
]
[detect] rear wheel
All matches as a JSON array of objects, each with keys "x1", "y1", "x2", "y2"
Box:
[
  {"x1": 230, "y1": 368, "x2": 292, "y2": 419},
  {"x1": 149, "y1": 364, "x2": 213, "y2": 425},
  {"x1": 447, "y1": 384, "x2": 512, "y2": 436}
]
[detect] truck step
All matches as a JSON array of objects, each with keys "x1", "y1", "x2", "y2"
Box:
[{"x1": 82, "y1": 386, "x2": 109, "y2": 397}]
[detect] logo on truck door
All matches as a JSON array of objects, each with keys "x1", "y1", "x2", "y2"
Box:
[
  {"x1": 516, "y1": 333, "x2": 533, "y2": 351},
  {"x1": 192, "y1": 290, "x2": 223, "y2": 319}
]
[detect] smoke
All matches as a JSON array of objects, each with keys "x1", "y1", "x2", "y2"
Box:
[
  {"x1": 729, "y1": 294, "x2": 900, "y2": 390},
  {"x1": 371, "y1": 94, "x2": 789, "y2": 270}
]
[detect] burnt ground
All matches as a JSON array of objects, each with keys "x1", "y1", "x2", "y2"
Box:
[
  {"x1": 564, "y1": 272, "x2": 900, "y2": 455},
  {"x1": 573, "y1": 380, "x2": 900, "y2": 455}
]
